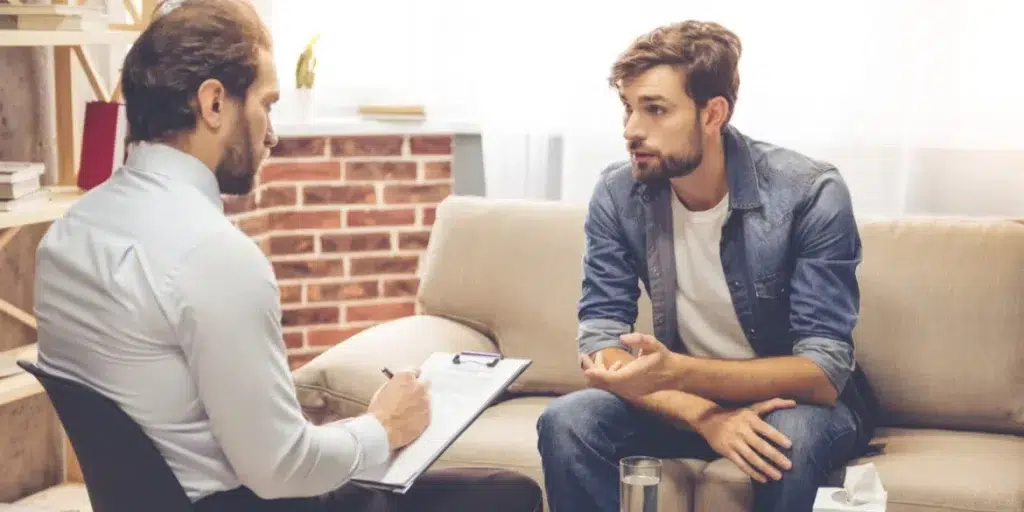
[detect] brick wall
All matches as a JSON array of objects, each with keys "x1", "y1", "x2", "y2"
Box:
[{"x1": 224, "y1": 134, "x2": 453, "y2": 370}]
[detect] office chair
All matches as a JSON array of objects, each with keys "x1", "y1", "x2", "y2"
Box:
[{"x1": 17, "y1": 360, "x2": 194, "y2": 512}]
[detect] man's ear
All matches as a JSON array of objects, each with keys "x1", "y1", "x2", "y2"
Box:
[
  {"x1": 195, "y1": 78, "x2": 226, "y2": 130},
  {"x1": 701, "y1": 96, "x2": 730, "y2": 134}
]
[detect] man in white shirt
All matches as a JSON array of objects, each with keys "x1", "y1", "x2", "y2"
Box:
[{"x1": 33, "y1": 1, "x2": 541, "y2": 511}]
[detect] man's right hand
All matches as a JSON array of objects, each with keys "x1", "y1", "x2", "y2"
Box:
[
  {"x1": 367, "y1": 370, "x2": 430, "y2": 450},
  {"x1": 695, "y1": 398, "x2": 796, "y2": 483}
]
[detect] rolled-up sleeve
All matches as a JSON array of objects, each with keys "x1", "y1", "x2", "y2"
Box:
[
  {"x1": 789, "y1": 169, "x2": 861, "y2": 395},
  {"x1": 170, "y1": 230, "x2": 390, "y2": 500},
  {"x1": 577, "y1": 171, "x2": 640, "y2": 356}
]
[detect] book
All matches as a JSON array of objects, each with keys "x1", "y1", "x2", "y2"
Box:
[
  {"x1": 0, "y1": 174, "x2": 40, "y2": 200},
  {"x1": 351, "y1": 351, "x2": 531, "y2": 493},
  {"x1": 0, "y1": 189, "x2": 49, "y2": 212}
]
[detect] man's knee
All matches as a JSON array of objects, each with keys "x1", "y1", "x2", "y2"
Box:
[
  {"x1": 761, "y1": 404, "x2": 856, "y2": 475},
  {"x1": 536, "y1": 388, "x2": 628, "y2": 451}
]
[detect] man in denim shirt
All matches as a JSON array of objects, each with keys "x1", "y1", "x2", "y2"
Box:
[{"x1": 537, "y1": 20, "x2": 878, "y2": 512}]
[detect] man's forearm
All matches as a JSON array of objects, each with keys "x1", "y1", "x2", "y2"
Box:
[
  {"x1": 673, "y1": 355, "x2": 838, "y2": 405},
  {"x1": 593, "y1": 348, "x2": 719, "y2": 430}
]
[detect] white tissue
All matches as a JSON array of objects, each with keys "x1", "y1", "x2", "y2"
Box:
[{"x1": 813, "y1": 463, "x2": 887, "y2": 511}]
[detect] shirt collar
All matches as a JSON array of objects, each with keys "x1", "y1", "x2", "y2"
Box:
[{"x1": 123, "y1": 142, "x2": 222, "y2": 210}]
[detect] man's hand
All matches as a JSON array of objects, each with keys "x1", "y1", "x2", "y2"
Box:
[
  {"x1": 580, "y1": 333, "x2": 681, "y2": 401},
  {"x1": 695, "y1": 398, "x2": 796, "y2": 483},
  {"x1": 367, "y1": 370, "x2": 430, "y2": 450}
]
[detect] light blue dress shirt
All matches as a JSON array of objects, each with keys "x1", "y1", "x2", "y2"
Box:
[{"x1": 34, "y1": 142, "x2": 390, "y2": 501}]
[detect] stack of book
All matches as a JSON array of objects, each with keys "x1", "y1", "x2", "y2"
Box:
[{"x1": 0, "y1": 162, "x2": 48, "y2": 213}]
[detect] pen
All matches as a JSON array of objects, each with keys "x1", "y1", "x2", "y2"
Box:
[{"x1": 381, "y1": 368, "x2": 394, "y2": 379}]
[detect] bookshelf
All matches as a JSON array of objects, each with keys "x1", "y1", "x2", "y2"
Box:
[{"x1": 0, "y1": 27, "x2": 140, "y2": 46}]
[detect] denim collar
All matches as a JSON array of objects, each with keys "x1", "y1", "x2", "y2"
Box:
[
  {"x1": 123, "y1": 141, "x2": 223, "y2": 211},
  {"x1": 631, "y1": 124, "x2": 762, "y2": 211}
]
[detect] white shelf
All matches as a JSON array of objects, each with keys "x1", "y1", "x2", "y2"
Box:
[
  {"x1": 0, "y1": 187, "x2": 82, "y2": 230},
  {"x1": 0, "y1": 28, "x2": 138, "y2": 47},
  {"x1": 0, "y1": 344, "x2": 42, "y2": 407}
]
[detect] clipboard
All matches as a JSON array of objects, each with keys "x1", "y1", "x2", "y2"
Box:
[{"x1": 351, "y1": 350, "x2": 532, "y2": 493}]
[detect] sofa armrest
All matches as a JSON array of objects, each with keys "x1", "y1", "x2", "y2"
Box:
[{"x1": 292, "y1": 314, "x2": 497, "y2": 423}]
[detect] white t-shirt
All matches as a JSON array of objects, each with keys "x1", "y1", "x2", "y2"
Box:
[{"x1": 671, "y1": 192, "x2": 757, "y2": 360}]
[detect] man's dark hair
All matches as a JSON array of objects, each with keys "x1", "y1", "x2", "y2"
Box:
[
  {"x1": 121, "y1": 0, "x2": 272, "y2": 143},
  {"x1": 611, "y1": 20, "x2": 742, "y2": 123}
]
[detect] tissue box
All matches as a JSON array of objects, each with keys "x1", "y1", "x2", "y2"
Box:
[{"x1": 813, "y1": 487, "x2": 886, "y2": 512}]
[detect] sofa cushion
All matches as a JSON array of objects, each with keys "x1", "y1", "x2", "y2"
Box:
[
  {"x1": 433, "y1": 396, "x2": 706, "y2": 512},
  {"x1": 695, "y1": 427, "x2": 1024, "y2": 512},
  {"x1": 854, "y1": 219, "x2": 1024, "y2": 434},
  {"x1": 417, "y1": 196, "x2": 654, "y2": 394}
]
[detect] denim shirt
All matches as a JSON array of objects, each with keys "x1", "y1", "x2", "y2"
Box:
[{"x1": 577, "y1": 125, "x2": 878, "y2": 439}]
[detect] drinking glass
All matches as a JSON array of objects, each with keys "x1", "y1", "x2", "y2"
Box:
[{"x1": 620, "y1": 456, "x2": 661, "y2": 512}]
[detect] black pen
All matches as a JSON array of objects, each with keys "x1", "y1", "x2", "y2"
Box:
[{"x1": 381, "y1": 368, "x2": 394, "y2": 379}]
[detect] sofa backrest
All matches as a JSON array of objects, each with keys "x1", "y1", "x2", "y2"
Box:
[{"x1": 418, "y1": 195, "x2": 1024, "y2": 435}]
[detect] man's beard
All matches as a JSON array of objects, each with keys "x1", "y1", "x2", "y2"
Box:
[
  {"x1": 632, "y1": 149, "x2": 703, "y2": 184},
  {"x1": 216, "y1": 116, "x2": 257, "y2": 196}
]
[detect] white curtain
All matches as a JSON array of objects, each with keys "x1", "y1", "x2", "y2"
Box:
[{"x1": 267, "y1": 0, "x2": 1024, "y2": 217}]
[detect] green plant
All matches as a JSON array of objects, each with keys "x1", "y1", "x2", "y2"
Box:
[{"x1": 295, "y1": 34, "x2": 320, "y2": 89}]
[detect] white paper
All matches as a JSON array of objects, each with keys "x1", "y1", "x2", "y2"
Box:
[
  {"x1": 352, "y1": 352, "x2": 530, "y2": 493},
  {"x1": 813, "y1": 463, "x2": 887, "y2": 512}
]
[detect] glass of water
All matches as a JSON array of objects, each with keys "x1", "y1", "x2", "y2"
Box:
[{"x1": 620, "y1": 456, "x2": 661, "y2": 512}]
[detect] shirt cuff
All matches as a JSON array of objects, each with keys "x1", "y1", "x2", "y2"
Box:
[
  {"x1": 793, "y1": 336, "x2": 855, "y2": 394},
  {"x1": 578, "y1": 318, "x2": 632, "y2": 356},
  {"x1": 342, "y1": 413, "x2": 391, "y2": 471}
]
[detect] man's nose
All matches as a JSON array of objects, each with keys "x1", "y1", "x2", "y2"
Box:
[
  {"x1": 265, "y1": 125, "x2": 279, "y2": 148},
  {"x1": 623, "y1": 113, "x2": 644, "y2": 143}
]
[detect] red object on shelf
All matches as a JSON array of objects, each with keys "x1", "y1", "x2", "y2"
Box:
[{"x1": 77, "y1": 101, "x2": 125, "y2": 190}]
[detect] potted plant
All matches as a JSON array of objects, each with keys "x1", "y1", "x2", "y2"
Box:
[{"x1": 294, "y1": 33, "x2": 320, "y2": 123}]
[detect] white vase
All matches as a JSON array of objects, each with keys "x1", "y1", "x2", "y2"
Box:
[{"x1": 294, "y1": 87, "x2": 316, "y2": 124}]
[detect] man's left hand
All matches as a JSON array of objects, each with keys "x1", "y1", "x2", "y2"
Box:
[{"x1": 580, "y1": 333, "x2": 683, "y2": 400}]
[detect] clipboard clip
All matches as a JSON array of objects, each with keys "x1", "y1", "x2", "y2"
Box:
[{"x1": 452, "y1": 351, "x2": 503, "y2": 368}]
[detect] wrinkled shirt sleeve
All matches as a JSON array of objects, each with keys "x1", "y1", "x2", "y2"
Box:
[
  {"x1": 577, "y1": 174, "x2": 641, "y2": 356},
  {"x1": 789, "y1": 169, "x2": 862, "y2": 395}
]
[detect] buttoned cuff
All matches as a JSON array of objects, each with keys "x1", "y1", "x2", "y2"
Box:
[
  {"x1": 793, "y1": 336, "x2": 855, "y2": 394},
  {"x1": 342, "y1": 413, "x2": 391, "y2": 471}
]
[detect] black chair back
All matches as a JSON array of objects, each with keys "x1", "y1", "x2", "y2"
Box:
[{"x1": 17, "y1": 360, "x2": 194, "y2": 512}]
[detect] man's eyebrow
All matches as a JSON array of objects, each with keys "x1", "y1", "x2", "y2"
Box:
[{"x1": 639, "y1": 94, "x2": 670, "y2": 103}]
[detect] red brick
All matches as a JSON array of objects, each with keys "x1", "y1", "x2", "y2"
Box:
[
  {"x1": 398, "y1": 231, "x2": 430, "y2": 250},
  {"x1": 259, "y1": 185, "x2": 298, "y2": 208},
  {"x1": 279, "y1": 284, "x2": 303, "y2": 304},
  {"x1": 321, "y1": 232, "x2": 391, "y2": 253},
  {"x1": 346, "y1": 162, "x2": 417, "y2": 181},
  {"x1": 308, "y1": 327, "x2": 367, "y2": 347},
  {"x1": 330, "y1": 136, "x2": 404, "y2": 157},
  {"x1": 288, "y1": 351, "x2": 322, "y2": 371},
  {"x1": 307, "y1": 281, "x2": 379, "y2": 302},
  {"x1": 222, "y1": 194, "x2": 256, "y2": 215},
  {"x1": 347, "y1": 209, "x2": 416, "y2": 227},
  {"x1": 350, "y1": 255, "x2": 418, "y2": 276},
  {"x1": 270, "y1": 137, "x2": 327, "y2": 157},
  {"x1": 383, "y1": 278, "x2": 420, "y2": 297},
  {"x1": 384, "y1": 184, "x2": 451, "y2": 204},
  {"x1": 282, "y1": 306, "x2": 340, "y2": 326},
  {"x1": 423, "y1": 161, "x2": 451, "y2": 180},
  {"x1": 283, "y1": 331, "x2": 305, "y2": 349},
  {"x1": 273, "y1": 259, "x2": 346, "y2": 279},
  {"x1": 259, "y1": 161, "x2": 341, "y2": 184},
  {"x1": 304, "y1": 185, "x2": 376, "y2": 205},
  {"x1": 237, "y1": 214, "x2": 269, "y2": 236},
  {"x1": 422, "y1": 207, "x2": 436, "y2": 226},
  {"x1": 410, "y1": 136, "x2": 452, "y2": 155},
  {"x1": 269, "y1": 234, "x2": 315, "y2": 255},
  {"x1": 347, "y1": 302, "x2": 416, "y2": 322},
  {"x1": 269, "y1": 211, "x2": 341, "y2": 230}
]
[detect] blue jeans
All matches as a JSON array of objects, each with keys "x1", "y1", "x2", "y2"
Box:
[{"x1": 537, "y1": 388, "x2": 861, "y2": 512}]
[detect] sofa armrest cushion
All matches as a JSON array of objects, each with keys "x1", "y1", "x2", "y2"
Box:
[{"x1": 292, "y1": 314, "x2": 497, "y2": 422}]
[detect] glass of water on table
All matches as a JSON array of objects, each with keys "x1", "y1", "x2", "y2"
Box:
[{"x1": 620, "y1": 456, "x2": 661, "y2": 512}]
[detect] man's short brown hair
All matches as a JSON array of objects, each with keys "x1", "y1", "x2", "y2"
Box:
[
  {"x1": 121, "y1": 0, "x2": 272, "y2": 143},
  {"x1": 611, "y1": 20, "x2": 742, "y2": 122}
]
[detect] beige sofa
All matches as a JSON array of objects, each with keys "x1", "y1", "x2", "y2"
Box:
[{"x1": 293, "y1": 195, "x2": 1024, "y2": 512}]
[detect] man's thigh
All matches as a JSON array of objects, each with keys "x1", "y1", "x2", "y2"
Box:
[{"x1": 539, "y1": 387, "x2": 717, "y2": 461}]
